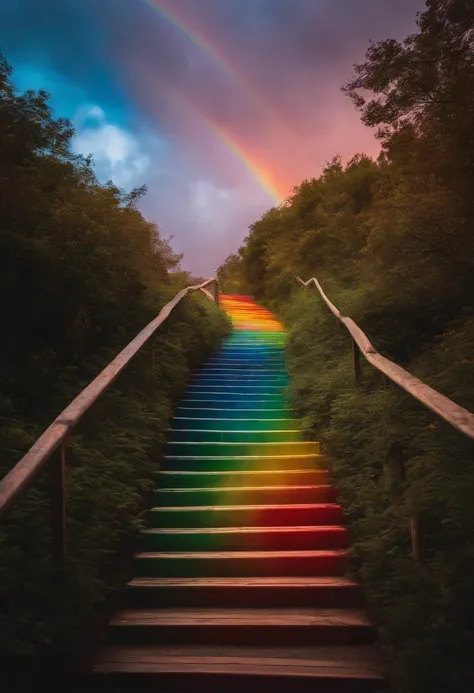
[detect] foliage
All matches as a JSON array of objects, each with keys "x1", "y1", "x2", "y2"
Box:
[
  {"x1": 227, "y1": 2, "x2": 474, "y2": 691},
  {"x1": 283, "y1": 293, "x2": 474, "y2": 693},
  {"x1": 0, "y1": 51, "x2": 230, "y2": 672},
  {"x1": 216, "y1": 253, "x2": 246, "y2": 293}
]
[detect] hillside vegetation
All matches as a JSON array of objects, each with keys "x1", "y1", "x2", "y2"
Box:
[
  {"x1": 219, "y1": 2, "x2": 474, "y2": 691},
  {"x1": 0, "y1": 51, "x2": 230, "y2": 674}
]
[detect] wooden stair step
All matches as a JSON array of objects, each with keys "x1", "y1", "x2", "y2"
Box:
[
  {"x1": 107, "y1": 607, "x2": 375, "y2": 646},
  {"x1": 191, "y1": 370, "x2": 285, "y2": 376},
  {"x1": 171, "y1": 417, "x2": 300, "y2": 431},
  {"x1": 168, "y1": 429, "x2": 304, "y2": 443},
  {"x1": 163, "y1": 453, "x2": 323, "y2": 472},
  {"x1": 164, "y1": 441, "x2": 320, "y2": 456},
  {"x1": 179, "y1": 396, "x2": 288, "y2": 408},
  {"x1": 123, "y1": 576, "x2": 361, "y2": 608},
  {"x1": 175, "y1": 407, "x2": 293, "y2": 419},
  {"x1": 203, "y1": 361, "x2": 286, "y2": 369},
  {"x1": 141, "y1": 525, "x2": 348, "y2": 552},
  {"x1": 157, "y1": 468, "x2": 329, "y2": 488},
  {"x1": 192, "y1": 374, "x2": 290, "y2": 383},
  {"x1": 134, "y1": 549, "x2": 348, "y2": 577},
  {"x1": 179, "y1": 399, "x2": 289, "y2": 410},
  {"x1": 182, "y1": 390, "x2": 286, "y2": 400},
  {"x1": 155, "y1": 485, "x2": 336, "y2": 506},
  {"x1": 186, "y1": 386, "x2": 286, "y2": 395},
  {"x1": 148, "y1": 503, "x2": 343, "y2": 528},
  {"x1": 92, "y1": 644, "x2": 387, "y2": 691}
]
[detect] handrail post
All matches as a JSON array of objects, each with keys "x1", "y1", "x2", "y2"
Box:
[
  {"x1": 213, "y1": 279, "x2": 219, "y2": 307},
  {"x1": 352, "y1": 339, "x2": 361, "y2": 387},
  {"x1": 0, "y1": 278, "x2": 219, "y2": 525},
  {"x1": 410, "y1": 515, "x2": 420, "y2": 560},
  {"x1": 49, "y1": 443, "x2": 67, "y2": 565}
]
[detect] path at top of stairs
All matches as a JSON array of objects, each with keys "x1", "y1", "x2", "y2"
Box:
[{"x1": 91, "y1": 294, "x2": 387, "y2": 692}]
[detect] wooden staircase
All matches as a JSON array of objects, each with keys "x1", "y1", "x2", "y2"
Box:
[{"x1": 91, "y1": 295, "x2": 386, "y2": 691}]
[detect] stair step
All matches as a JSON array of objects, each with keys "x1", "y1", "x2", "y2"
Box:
[
  {"x1": 123, "y1": 576, "x2": 361, "y2": 608},
  {"x1": 148, "y1": 503, "x2": 342, "y2": 528},
  {"x1": 171, "y1": 417, "x2": 300, "y2": 431},
  {"x1": 187, "y1": 385, "x2": 285, "y2": 394},
  {"x1": 197, "y1": 368, "x2": 288, "y2": 375},
  {"x1": 107, "y1": 607, "x2": 375, "y2": 646},
  {"x1": 219, "y1": 340, "x2": 285, "y2": 348},
  {"x1": 163, "y1": 454, "x2": 324, "y2": 472},
  {"x1": 204, "y1": 360, "x2": 286, "y2": 368},
  {"x1": 175, "y1": 407, "x2": 293, "y2": 419},
  {"x1": 157, "y1": 468, "x2": 328, "y2": 488},
  {"x1": 193, "y1": 373, "x2": 289, "y2": 381},
  {"x1": 191, "y1": 380, "x2": 288, "y2": 389},
  {"x1": 168, "y1": 429, "x2": 303, "y2": 443},
  {"x1": 141, "y1": 525, "x2": 348, "y2": 552},
  {"x1": 215, "y1": 353, "x2": 285, "y2": 360},
  {"x1": 154, "y1": 485, "x2": 336, "y2": 506},
  {"x1": 92, "y1": 644, "x2": 386, "y2": 692},
  {"x1": 164, "y1": 441, "x2": 319, "y2": 456},
  {"x1": 182, "y1": 392, "x2": 287, "y2": 404},
  {"x1": 135, "y1": 549, "x2": 347, "y2": 578},
  {"x1": 179, "y1": 399, "x2": 289, "y2": 410}
]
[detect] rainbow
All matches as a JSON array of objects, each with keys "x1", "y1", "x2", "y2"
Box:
[
  {"x1": 201, "y1": 116, "x2": 283, "y2": 204},
  {"x1": 142, "y1": 0, "x2": 298, "y2": 140},
  {"x1": 165, "y1": 85, "x2": 284, "y2": 203}
]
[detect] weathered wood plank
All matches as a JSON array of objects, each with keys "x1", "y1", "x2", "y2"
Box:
[
  {"x1": 0, "y1": 278, "x2": 219, "y2": 520},
  {"x1": 127, "y1": 577, "x2": 356, "y2": 588},
  {"x1": 297, "y1": 276, "x2": 474, "y2": 439},
  {"x1": 110, "y1": 607, "x2": 372, "y2": 628}
]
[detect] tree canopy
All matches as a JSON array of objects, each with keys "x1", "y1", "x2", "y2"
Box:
[
  {"x1": 0, "y1": 50, "x2": 229, "y2": 675},
  {"x1": 221, "y1": 3, "x2": 474, "y2": 692}
]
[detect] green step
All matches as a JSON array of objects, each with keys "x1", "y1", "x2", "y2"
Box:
[
  {"x1": 148, "y1": 503, "x2": 342, "y2": 528},
  {"x1": 179, "y1": 396, "x2": 288, "y2": 408},
  {"x1": 162, "y1": 454, "x2": 323, "y2": 472},
  {"x1": 140, "y1": 525, "x2": 348, "y2": 552},
  {"x1": 204, "y1": 359, "x2": 286, "y2": 368},
  {"x1": 175, "y1": 407, "x2": 293, "y2": 418},
  {"x1": 192, "y1": 376, "x2": 289, "y2": 386},
  {"x1": 171, "y1": 417, "x2": 300, "y2": 431},
  {"x1": 156, "y1": 469, "x2": 328, "y2": 488},
  {"x1": 154, "y1": 485, "x2": 336, "y2": 507},
  {"x1": 168, "y1": 429, "x2": 303, "y2": 443},
  {"x1": 186, "y1": 385, "x2": 286, "y2": 394},
  {"x1": 164, "y1": 441, "x2": 319, "y2": 457}
]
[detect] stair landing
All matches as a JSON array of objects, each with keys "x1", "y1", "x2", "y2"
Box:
[{"x1": 91, "y1": 294, "x2": 386, "y2": 691}]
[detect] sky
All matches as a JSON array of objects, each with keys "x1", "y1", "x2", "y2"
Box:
[{"x1": 1, "y1": 0, "x2": 424, "y2": 275}]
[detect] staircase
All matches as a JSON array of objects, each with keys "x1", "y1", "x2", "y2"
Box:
[{"x1": 92, "y1": 295, "x2": 386, "y2": 691}]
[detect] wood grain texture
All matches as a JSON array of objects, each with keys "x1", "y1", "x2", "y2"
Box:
[
  {"x1": 0, "y1": 278, "x2": 218, "y2": 519},
  {"x1": 110, "y1": 607, "x2": 372, "y2": 627},
  {"x1": 297, "y1": 275, "x2": 474, "y2": 439}
]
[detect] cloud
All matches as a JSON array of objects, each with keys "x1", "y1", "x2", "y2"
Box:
[
  {"x1": 72, "y1": 105, "x2": 153, "y2": 188},
  {"x1": 1, "y1": 0, "x2": 426, "y2": 274}
]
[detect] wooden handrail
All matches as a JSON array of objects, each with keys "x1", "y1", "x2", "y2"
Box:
[
  {"x1": 0, "y1": 278, "x2": 219, "y2": 538},
  {"x1": 297, "y1": 276, "x2": 474, "y2": 440}
]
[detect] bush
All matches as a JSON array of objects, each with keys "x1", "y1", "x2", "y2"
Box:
[
  {"x1": 0, "y1": 50, "x2": 231, "y2": 670},
  {"x1": 284, "y1": 291, "x2": 474, "y2": 693}
]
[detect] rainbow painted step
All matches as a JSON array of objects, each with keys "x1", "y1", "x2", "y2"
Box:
[{"x1": 91, "y1": 294, "x2": 386, "y2": 692}]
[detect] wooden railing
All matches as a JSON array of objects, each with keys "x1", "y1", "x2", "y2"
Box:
[
  {"x1": 297, "y1": 276, "x2": 474, "y2": 440},
  {"x1": 298, "y1": 276, "x2": 474, "y2": 559},
  {"x1": 0, "y1": 278, "x2": 219, "y2": 563}
]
